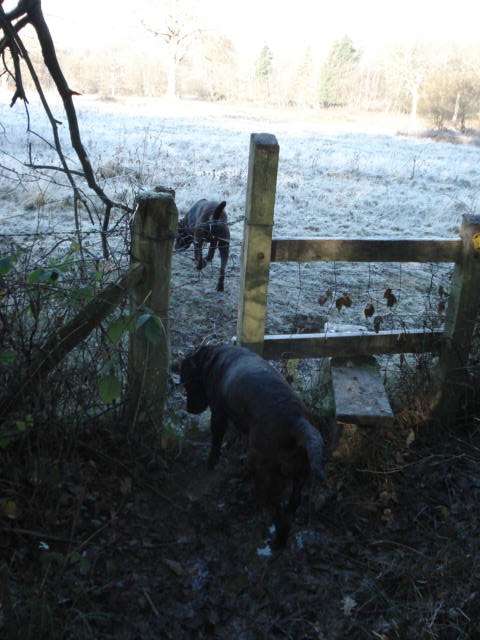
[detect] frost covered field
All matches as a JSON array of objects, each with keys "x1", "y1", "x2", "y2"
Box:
[{"x1": 1, "y1": 95, "x2": 480, "y2": 350}]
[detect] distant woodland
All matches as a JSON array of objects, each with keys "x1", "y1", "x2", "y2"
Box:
[{"x1": 5, "y1": 8, "x2": 480, "y2": 131}]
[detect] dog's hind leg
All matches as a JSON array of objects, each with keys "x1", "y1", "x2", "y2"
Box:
[
  {"x1": 251, "y1": 464, "x2": 292, "y2": 548},
  {"x1": 216, "y1": 238, "x2": 229, "y2": 292}
]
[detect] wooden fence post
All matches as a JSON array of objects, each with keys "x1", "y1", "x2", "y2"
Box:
[
  {"x1": 236, "y1": 133, "x2": 279, "y2": 354},
  {"x1": 432, "y1": 213, "x2": 480, "y2": 421},
  {"x1": 128, "y1": 187, "x2": 178, "y2": 429}
]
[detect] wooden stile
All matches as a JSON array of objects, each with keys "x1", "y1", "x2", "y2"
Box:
[
  {"x1": 236, "y1": 133, "x2": 279, "y2": 355},
  {"x1": 236, "y1": 129, "x2": 480, "y2": 428}
]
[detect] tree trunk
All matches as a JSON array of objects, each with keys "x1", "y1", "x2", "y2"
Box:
[
  {"x1": 410, "y1": 86, "x2": 419, "y2": 130},
  {"x1": 453, "y1": 91, "x2": 461, "y2": 123},
  {"x1": 166, "y1": 49, "x2": 177, "y2": 99}
]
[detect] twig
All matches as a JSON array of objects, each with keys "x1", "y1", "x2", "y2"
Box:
[
  {"x1": 142, "y1": 588, "x2": 160, "y2": 618},
  {"x1": 370, "y1": 538, "x2": 426, "y2": 556},
  {"x1": 1, "y1": 526, "x2": 79, "y2": 545}
]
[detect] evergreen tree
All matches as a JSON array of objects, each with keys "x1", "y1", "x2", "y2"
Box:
[
  {"x1": 255, "y1": 43, "x2": 273, "y2": 82},
  {"x1": 319, "y1": 36, "x2": 360, "y2": 107},
  {"x1": 295, "y1": 46, "x2": 316, "y2": 107}
]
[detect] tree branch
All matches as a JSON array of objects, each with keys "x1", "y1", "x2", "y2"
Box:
[{"x1": 0, "y1": 0, "x2": 134, "y2": 260}]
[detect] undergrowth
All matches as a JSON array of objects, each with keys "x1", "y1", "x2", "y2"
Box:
[{"x1": 0, "y1": 230, "x2": 479, "y2": 639}]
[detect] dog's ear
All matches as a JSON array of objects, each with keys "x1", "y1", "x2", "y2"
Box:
[
  {"x1": 213, "y1": 201, "x2": 227, "y2": 220},
  {"x1": 180, "y1": 354, "x2": 208, "y2": 414}
]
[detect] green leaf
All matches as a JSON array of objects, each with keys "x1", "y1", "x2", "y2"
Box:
[
  {"x1": 98, "y1": 374, "x2": 121, "y2": 404},
  {"x1": 15, "y1": 414, "x2": 33, "y2": 432},
  {"x1": 27, "y1": 268, "x2": 45, "y2": 285},
  {"x1": 69, "y1": 551, "x2": 82, "y2": 564},
  {"x1": 0, "y1": 255, "x2": 14, "y2": 275},
  {"x1": 0, "y1": 351, "x2": 16, "y2": 365},
  {"x1": 135, "y1": 312, "x2": 152, "y2": 331},
  {"x1": 126, "y1": 315, "x2": 136, "y2": 334},
  {"x1": 38, "y1": 268, "x2": 60, "y2": 283},
  {"x1": 70, "y1": 285, "x2": 94, "y2": 306},
  {"x1": 144, "y1": 315, "x2": 165, "y2": 345},
  {"x1": 16, "y1": 420, "x2": 26, "y2": 433},
  {"x1": 107, "y1": 316, "x2": 131, "y2": 343},
  {"x1": 406, "y1": 429, "x2": 415, "y2": 447}
]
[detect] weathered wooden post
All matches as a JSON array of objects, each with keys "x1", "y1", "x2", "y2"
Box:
[
  {"x1": 128, "y1": 187, "x2": 178, "y2": 429},
  {"x1": 432, "y1": 214, "x2": 480, "y2": 421},
  {"x1": 236, "y1": 133, "x2": 279, "y2": 354}
]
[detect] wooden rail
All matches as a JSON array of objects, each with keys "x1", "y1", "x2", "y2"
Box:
[
  {"x1": 236, "y1": 133, "x2": 480, "y2": 423},
  {"x1": 260, "y1": 328, "x2": 444, "y2": 360},
  {"x1": 271, "y1": 237, "x2": 463, "y2": 263}
]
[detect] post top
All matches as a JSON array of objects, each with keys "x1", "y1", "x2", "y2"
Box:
[
  {"x1": 251, "y1": 132, "x2": 279, "y2": 148},
  {"x1": 464, "y1": 213, "x2": 480, "y2": 227},
  {"x1": 136, "y1": 187, "x2": 176, "y2": 202}
]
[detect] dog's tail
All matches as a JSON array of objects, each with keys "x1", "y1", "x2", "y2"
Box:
[
  {"x1": 213, "y1": 201, "x2": 227, "y2": 220},
  {"x1": 295, "y1": 417, "x2": 327, "y2": 482}
]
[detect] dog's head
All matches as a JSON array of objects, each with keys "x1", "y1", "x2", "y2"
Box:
[
  {"x1": 180, "y1": 351, "x2": 209, "y2": 414},
  {"x1": 175, "y1": 217, "x2": 192, "y2": 251}
]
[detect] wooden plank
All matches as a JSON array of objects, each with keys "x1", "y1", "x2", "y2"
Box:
[
  {"x1": 271, "y1": 237, "x2": 462, "y2": 264},
  {"x1": 432, "y1": 214, "x2": 480, "y2": 420},
  {"x1": 236, "y1": 133, "x2": 279, "y2": 355},
  {"x1": 330, "y1": 356, "x2": 394, "y2": 427},
  {"x1": 249, "y1": 328, "x2": 444, "y2": 360}
]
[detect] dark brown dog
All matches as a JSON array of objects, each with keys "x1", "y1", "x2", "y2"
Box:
[
  {"x1": 175, "y1": 199, "x2": 230, "y2": 292},
  {"x1": 180, "y1": 344, "x2": 326, "y2": 548}
]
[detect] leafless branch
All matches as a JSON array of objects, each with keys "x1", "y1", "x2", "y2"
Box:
[{"x1": 0, "y1": 0, "x2": 134, "y2": 260}]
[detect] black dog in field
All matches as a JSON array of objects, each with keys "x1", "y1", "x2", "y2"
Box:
[
  {"x1": 180, "y1": 344, "x2": 327, "y2": 548},
  {"x1": 175, "y1": 199, "x2": 230, "y2": 292}
]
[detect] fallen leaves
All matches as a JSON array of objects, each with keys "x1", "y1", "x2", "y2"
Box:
[
  {"x1": 317, "y1": 287, "x2": 333, "y2": 306},
  {"x1": 373, "y1": 316, "x2": 383, "y2": 333},
  {"x1": 364, "y1": 303, "x2": 375, "y2": 318},
  {"x1": 383, "y1": 288, "x2": 397, "y2": 307},
  {"x1": 335, "y1": 294, "x2": 353, "y2": 311}
]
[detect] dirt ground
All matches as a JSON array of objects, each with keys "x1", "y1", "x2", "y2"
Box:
[{"x1": 2, "y1": 403, "x2": 480, "y2": 639}]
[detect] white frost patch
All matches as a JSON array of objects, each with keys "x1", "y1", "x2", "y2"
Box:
[{"x1": 256, "y1": 543, "x2": 272, "y2": 557}]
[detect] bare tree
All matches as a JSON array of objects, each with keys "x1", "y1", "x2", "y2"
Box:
[
  {"x1": 401, "y1": 42, "x2": 431, "y2": 129},
  {"x1": 0, "y1": 0, "x2": 131, "y2": 259},
  {"x1": 143, "y1": 0, "x2": 203, "y2": 99}
]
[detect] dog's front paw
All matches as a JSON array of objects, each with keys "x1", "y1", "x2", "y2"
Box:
[{"x1": 196, "y1": 258, "x2": 207, "y2": 270}]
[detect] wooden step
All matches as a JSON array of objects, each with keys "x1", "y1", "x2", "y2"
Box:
[{"x1": 330, "y1": 356, "x2": 394, "y2": 428}]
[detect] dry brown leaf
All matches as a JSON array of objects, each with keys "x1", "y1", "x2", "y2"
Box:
[
  {"x1": 373, "y1": 316, "x2": 383, "y2": 333},
  {"x1": 317, "y1": 287, "x2": 333, "y2": 306},
  {"x1": 364, "y1": 303, "x2": 375, "y2": 318}
]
